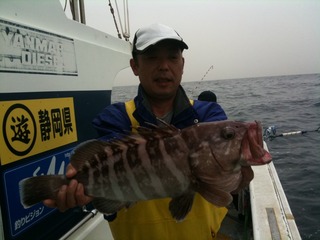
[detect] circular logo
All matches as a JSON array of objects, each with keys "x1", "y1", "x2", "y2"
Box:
[{"x1": 3, "y1": 103, "x2": 37, "y2": 156}]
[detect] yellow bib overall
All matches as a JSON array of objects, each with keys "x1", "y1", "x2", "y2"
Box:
[{"x1": 108, "y1": 100, "x2": 227, "y2": 240}]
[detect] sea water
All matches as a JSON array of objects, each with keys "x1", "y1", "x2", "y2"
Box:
[{"x1": 112, "y1": 73, "x2": 320, "y2": 239}]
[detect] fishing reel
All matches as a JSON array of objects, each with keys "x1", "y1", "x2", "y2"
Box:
[
  {"x1": 263, "y1": 125, "x2": 319, "y2": 141},
  {"x1": 263, "y1": 125, "x2": 277, "y2": 141}
]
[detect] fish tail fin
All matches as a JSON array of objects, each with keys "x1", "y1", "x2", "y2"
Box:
[{"x1": 19, "y1": 175, "x2": 68, "y2": 208}]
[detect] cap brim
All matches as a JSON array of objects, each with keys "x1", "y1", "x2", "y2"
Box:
[{"x1": 135, "y1": 37, "x2": 188, "y2": 53}]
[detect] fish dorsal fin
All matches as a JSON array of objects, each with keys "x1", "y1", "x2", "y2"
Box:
[
  {"x1": 70, "y1": 140, "x2": 107, "y2": 170},
  {"x1": 71, "y1": 123, "x2": 180, "y2": 169},
  {"x1": 134, "y1": 121, "x2": 180, "y2": 139}
]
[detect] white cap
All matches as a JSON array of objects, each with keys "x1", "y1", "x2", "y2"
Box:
[{"x1": 133, "y1": 23, "x2": 188, "y2": 52}]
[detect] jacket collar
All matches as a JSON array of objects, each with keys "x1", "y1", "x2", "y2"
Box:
[{"x1": 133, "y1": 84, "x2": 199, "y2": 128}]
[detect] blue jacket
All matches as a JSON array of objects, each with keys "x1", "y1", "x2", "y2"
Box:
[{"x1": 92, "y1": 85, "x2": 227, "y2": 140}]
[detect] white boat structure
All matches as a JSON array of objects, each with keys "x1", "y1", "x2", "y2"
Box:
[{"x1": 0, "y1": 1, "x2": 301, "y2": 239}]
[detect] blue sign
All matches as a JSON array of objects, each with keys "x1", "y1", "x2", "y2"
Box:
[{"x1": 3, "y1": 148, "x2": 73, "y2": 237}]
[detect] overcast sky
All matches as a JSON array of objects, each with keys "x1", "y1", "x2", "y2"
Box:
[{"x1": 68, "y1": 0, "x2": 320, "y2": 86}]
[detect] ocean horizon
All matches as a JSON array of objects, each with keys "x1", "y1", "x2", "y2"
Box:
[{"x1": 112, "y1": 73, "x2": 320, "y2": 239}]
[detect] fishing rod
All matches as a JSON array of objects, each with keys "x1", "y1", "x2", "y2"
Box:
[
  {"x1": 263, "y1": 125, "x2": 320, "y2": 141},
  {"x1": 191, "y1": 65, "x2": 214, "y2": 97},
  {"x1": 201, "y1": 65, "x2": 214, "y2": 81}
]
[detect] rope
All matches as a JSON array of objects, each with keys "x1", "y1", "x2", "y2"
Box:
[
  {"x1": 64, "y1": 0, "x2": 130, "y2": 40},
  {"x1": 108, "y1": 0, "x2": 122, "y2": 39},
  {"x1": 108, "y1": 0, "x2": 130, "y2": 41},
  {"x1": 114, "y1": 0, "x2": 124, "y2": 38},
  {"x1": 63, "y1": 0, "x2": 68, "y2": 11},
  {"x1": 263, "y1": 126, "x2": 320, "y2": 141}
]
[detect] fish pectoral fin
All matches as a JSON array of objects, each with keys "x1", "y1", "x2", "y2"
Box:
[
  {"x1": 198, "y1": 182, "x2": 233, "y2": 207},
  {"x1": 169, "y1": 193, "x2": 195, "y2": 222},
  {"x1": 92, "y1": 198, "x2": 130, "y2": 214}
]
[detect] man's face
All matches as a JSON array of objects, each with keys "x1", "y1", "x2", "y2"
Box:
[{"x1": 130, "y1": 40, "x2": 185, "y2": 101}]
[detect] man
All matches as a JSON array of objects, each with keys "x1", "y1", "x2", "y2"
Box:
[
  {"x1": 44, "y1": 23, "x2": 228, "y2": 239},
  {"x1": 198, "y1": 90, "x2": 217, "y2": 102}
]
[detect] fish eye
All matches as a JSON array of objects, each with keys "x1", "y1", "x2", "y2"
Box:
[{"x1": 222, "y1": 127, "x2": 235, "y2": 140}]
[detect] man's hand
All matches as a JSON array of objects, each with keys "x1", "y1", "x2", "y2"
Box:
[{"x1": 43, "y1": 164, "x2": 93, "y2": 212}]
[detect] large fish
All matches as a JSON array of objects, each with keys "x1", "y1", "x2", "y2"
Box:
[{"x1": 19, "y1": 120, "x2": 272, "y2": 221}]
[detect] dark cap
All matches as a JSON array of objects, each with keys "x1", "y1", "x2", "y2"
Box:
[{"x1": 198, "y1": 91, "x2": 217, "y2": 102}]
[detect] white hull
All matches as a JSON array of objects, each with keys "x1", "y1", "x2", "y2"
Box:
[
  {"x1": 0, "y1": 0, "x2": 130, "y2": 94},
  {"x1": 250, "y1": 161, "x2": 301, "y2": 239}
]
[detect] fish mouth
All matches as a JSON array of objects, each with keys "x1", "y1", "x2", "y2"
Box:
[{"x1": 240, "y1": 121, "x2": 272, "y2": 166}]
